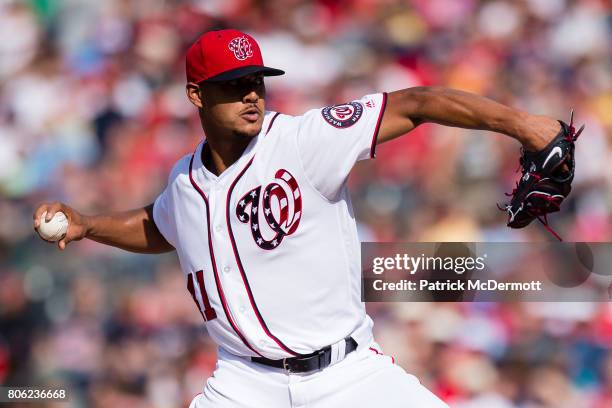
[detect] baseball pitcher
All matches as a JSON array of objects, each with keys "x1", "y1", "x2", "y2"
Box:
[{"x1": 33, "y1": 29, "x2": 580, "y2": 407}]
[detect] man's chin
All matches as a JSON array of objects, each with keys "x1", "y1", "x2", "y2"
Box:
[{"x1": 234, "y1": 124, "x2": 263, "y2": 139}]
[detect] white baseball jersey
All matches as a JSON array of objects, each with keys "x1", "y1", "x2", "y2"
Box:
[{"x1": 153, "y1": 92, "x2": 387, "y2": 360}]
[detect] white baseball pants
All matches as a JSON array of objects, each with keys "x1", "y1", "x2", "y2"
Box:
[{"x1": 189, "y1": 342, "x2": 449, "y2": 408}]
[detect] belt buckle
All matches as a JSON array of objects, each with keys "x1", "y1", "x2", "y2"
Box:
[{"x1": 282, "y1": 358, "x2": 292, "y2": 373}]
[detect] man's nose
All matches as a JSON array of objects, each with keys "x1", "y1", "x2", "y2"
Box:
[{"x1": 243, "y1": 89, "x2": 259, "y2": 104}]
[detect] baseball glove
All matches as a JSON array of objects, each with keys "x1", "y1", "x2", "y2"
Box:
[{"x1": 499, "y1": 111, "x2": 584, "y2": 241}]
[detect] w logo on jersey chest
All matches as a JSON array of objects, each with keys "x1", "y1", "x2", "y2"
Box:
[{"x1": 236, "y1": 169, "x2": 302, "y2": 250}]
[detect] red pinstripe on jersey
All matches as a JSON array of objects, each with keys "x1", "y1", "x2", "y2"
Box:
[
  {"x1": 188, "y1": 154, "x2": 264, "y2": 357},
  {"x1": 369, "y1": 92, "x2": 388, "y2": 159},
  {"x1": 369, "y1": 346, "x2": 395, "y2": 364},
  {"x1": 226, "y1": 157, "x2": 301, "y2": 357},
  {"x1": 265, "y1": 112, "x2": 280, "y2": 135}
]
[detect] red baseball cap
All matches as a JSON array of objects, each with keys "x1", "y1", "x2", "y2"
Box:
[{"x1": 186, "y1": 29, "x2": 284, "y2": 83}]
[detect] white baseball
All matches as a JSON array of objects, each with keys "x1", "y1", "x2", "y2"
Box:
[{"x1": 38, "y1": 211, "x2": 69, "y2": 242}]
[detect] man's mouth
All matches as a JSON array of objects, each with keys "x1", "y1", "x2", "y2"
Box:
[{"x1": 241, "y1": 107, "x2": 260, "y2": 122}]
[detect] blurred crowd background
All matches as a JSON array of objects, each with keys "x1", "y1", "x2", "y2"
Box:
[{"x1": 1, "y1": 0, "x2": 611, "y2": 407}]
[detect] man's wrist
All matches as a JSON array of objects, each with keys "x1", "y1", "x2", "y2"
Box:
[
  {"x1": 518, "y1": 114, "x2": 561, "y2": 152},
  {"x1": 82, "y1": 215, "x2": 95, "y2": 239}
]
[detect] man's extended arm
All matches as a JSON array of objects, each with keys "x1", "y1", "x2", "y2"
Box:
[
  {"x1": 379, "y1": 87, "x2": 561, "y2": 151},
  {"x1": 33, "y1": 202, "x2": 174, "y2": 253}
]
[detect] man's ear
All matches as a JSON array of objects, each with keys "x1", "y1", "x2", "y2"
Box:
[{"x1": 186, "y1": 82, "x2": 204, "y2": 108}]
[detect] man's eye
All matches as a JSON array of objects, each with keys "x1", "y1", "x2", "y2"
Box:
[{"x1": 225, "y1": 77, "x2": 263, "y2": 88}]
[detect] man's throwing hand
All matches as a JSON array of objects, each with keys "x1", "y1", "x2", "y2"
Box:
[{"x1": 33, "y1": 202, "x2": 89, "y2": 250}]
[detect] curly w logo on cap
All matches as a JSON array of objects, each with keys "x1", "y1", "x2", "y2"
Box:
[{"x1": 228, "y1": 36, "x2": 254, "y2": 61}]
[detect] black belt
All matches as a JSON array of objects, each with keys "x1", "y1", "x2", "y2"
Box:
[{"x1": 251, "y1": 336, "x2": 358, "y2": 373}]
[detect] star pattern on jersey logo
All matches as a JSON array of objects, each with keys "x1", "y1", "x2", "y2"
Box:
[{"x1": 234, "y1": 170, "x2": 302, "y2": 251}]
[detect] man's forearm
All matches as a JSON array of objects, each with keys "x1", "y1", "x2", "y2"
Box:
[
  {"x1": 384, "y1": 87, "x2": 561, "y2": 151},
  {"x1": 85, "y1": 205, "x2": 174, "y2": 253},
  {"x1": 34, "y1": 201, "x2": 174, "y2": 252}
]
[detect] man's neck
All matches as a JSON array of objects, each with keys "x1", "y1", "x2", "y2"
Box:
[
  {"x1": 199, "y1": 111, "x2": 259, "y2": 176},
  {"x1": 201, "y1": 135, "x2": 252, "y2": 176}
]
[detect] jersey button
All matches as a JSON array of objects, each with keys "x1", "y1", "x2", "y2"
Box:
[
  {"x1": 239, "y1": 305, "x2": 246, "y2": 313},
  {"x1": 215, "y1": 225, "x2": 222, "y2": 232},
  {"x1": 223, "y1": 266, "x2": 231, "y2": 273}
]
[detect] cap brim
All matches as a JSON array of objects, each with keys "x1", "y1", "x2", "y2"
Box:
[{"x1": 202, "y1": 65, "x2": 285, "y2": 83}]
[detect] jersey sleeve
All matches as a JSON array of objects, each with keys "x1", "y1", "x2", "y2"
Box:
[
  {"x1": 295, "y1": 92, "x2": 387, "y2": 200},
  {"x1": 152, "y1": 155, "x2": 190, "y2": 248},
  {"x1": 153, "y1": 188, "x2": 177, "y2": 248}
]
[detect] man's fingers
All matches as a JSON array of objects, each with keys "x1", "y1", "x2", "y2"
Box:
[
  {"x1": 46, "y1": 203, "x2": 63, "y2": 222},
  {"x1": 33, "y1": 203, "x2": 71, "y2": 246},
  {"x1": 58, "y1": 230, "x2": 77, "y2": 249},
  {"x1": 62, "y1": 230, "x2": 76, "y2": 245},
  {"x1": 33, "y1": 202, "x2": 82, "y2": 250},
  {"x1": 33, "y1": 204, "x2": 50, "y2": 229},
  {"x1": 34, "y1": 202, "x2": 63, "y2": 225}
]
